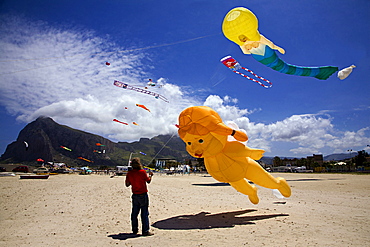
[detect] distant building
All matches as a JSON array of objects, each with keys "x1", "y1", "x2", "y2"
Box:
[
  {"x1": 307, "y1": 154, "x2": 323, "y2": 165},
  {"x1": 155, "y1": 158, "x2": 177, "y2": 168}
]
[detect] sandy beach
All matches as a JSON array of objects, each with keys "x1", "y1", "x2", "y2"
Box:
[{"x1": 1, "y1": 172, "x2": 369, "y2": 246}]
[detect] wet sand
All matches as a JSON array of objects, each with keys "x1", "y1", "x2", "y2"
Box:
[{"x1": 0, "y1": 172, "x2": 369, "y2": 246}]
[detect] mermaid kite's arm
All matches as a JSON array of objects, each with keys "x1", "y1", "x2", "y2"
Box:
[
  {"x1": 260, "y1": 35, "x2": 285, "y2": 54},
  {"x1": 239, "y1": 35, "x2": 285, "y2": 55}
]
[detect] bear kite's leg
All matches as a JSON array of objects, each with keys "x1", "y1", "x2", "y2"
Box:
[
  {"x1": 245, "y1": 157, "x2": 291, "y2": 198},
  {"x1": 229, "y1": 178, "x2": 259, "y2": 204}
]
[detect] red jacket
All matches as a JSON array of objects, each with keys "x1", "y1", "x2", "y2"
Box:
[{"x1": 125, "y1": 169, "x2": 151, "y2": 194}]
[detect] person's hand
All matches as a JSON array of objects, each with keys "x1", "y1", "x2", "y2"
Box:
[{"x1": 149, "y1": 171, "x2": 154, "y2": 176}]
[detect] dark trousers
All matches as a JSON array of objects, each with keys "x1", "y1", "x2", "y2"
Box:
[{"x1": 131, "y1": 193, "x2": 150, "y2": 234}]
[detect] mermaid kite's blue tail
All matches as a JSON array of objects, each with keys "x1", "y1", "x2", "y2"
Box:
[{"x1": 251, "y1": 46, "x2": 338, "y2": 80}]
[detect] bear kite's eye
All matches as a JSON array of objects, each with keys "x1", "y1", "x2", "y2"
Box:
[
  {"x1": 187, "y1": 142, "x2": 192, "y2": 145},
  {"x1": 198, "y1": 139, "x2": 204, "y2": 143}
]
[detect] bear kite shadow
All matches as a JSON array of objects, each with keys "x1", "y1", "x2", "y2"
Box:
[{"x1": 152, "y1": 209, "x2": 289, "y2": 230}]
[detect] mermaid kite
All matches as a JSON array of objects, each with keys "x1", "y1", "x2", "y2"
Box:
[{"x1": 221, "y1": 7, "x2": 355, "y2": 83}]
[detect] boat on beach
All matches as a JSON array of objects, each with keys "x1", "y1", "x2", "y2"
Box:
[
  {"x1": 0, "y1": 172, "x2": 16, "y2": 177},
  {"x1": 20, "y1": 174, "x2": 49, "y2": 179}
]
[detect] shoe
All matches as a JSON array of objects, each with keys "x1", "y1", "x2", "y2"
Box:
[{"x1": 142, "y1": 231, "x2": 154, "y2": 236}]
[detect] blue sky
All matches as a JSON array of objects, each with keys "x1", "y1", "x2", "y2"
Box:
[{"x1": 0, "y1": 0, "x2": 369, "y2": 158}]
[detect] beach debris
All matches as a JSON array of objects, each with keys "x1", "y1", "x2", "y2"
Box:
[
  {"x1": 273, "y1": 201, "x2": 287, "y2": 204},
  {"x1": 272, "y1": 188, "x2": 285, "y2": 199},
  {"x1": 177, "y1": 106, "x2": 291, "y2": 204}
]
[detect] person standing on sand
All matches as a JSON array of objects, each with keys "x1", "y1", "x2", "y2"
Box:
[{"x1": 125, "y1": 157, "x2": 154, "y2": 236}]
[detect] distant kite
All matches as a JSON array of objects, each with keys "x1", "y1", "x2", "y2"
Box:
[
  {"x1": 113, "y1": 118, "x2": 128, "y2": 125},
  {"x1": 145, "y1": 79, "x2": 164, "y2": 89},
  {"x1": 221, "y1": 56, "x2": 272, "y2": 88},
  {"x1": 147, "y1": 79, "x2": 156, "y2": 87},
  {"x1": 133, "y1": 122, "x2": 139, "y2": 125},
  {"x1": 24, "y1": 141, "x2": 29, "y2": 151},
  {"x1": 96, "y1": 143, "x2": 105, "y2": 147},
  {"x1": 78, "y1": 157, "x2": 93, "y2": 163},
  {"x1": 113, "y1": 80, "x2": 169, "y2": 103},
  {"x1": 144, "y1": 166, "x2": 155, "y2": 170},
  {"x1": 60, "y1": 145, "x2": 72, "y2": 151},
  {"x1": 136, "y1": 104, "x2": 150, "y2": 112},
  {"x1": 222, "y1": 7, "x2": 355, "y2": 80},
  {"x1": 105, "y1": 62, "x2": 110, "y2": 66}
]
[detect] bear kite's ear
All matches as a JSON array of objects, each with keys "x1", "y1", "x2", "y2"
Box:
[
  {"x1": 231, "y1": 129, "x2": 248, "y2": 142},
  {"x1": 212, "y1": 123, "x2": 248, "y2": 142}
]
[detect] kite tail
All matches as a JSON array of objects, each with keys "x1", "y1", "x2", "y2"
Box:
[{"x1": 252, "y1": 46, "x2": 338, "y2": 80}]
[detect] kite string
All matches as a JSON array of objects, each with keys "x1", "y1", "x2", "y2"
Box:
[
  {"x1": 0, "y1": 33, "x2": 220, "y2": 76},
  {"x1": 149, "y1": 133, "x2": 176, "y2": 165},
  {"x1": 0, "y1": 33, "x2": 220, "y2": 62}
]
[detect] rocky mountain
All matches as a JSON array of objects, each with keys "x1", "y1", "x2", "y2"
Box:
[{"x1": 0, "y1": 117, "x2": 191, "y2": 167}]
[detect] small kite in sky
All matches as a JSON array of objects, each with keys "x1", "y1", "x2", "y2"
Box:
[
  {"x1": 105, "y1": 62, "x2": 110, "y2": 66},
  {"x1": 60, "y1": 145, "x2": 72, "y2": 151},
  {"x1": 78, "y1": 157, "x2": 93, "y2": 163},
  {"x1": 147, "y1": 79, "x2": 156, "y2": 87},
  {"x1": 221, "y1": 56, "x2": 272, "y2": 88},
  {"x1": 136, "y1": 104, "x2": 150, "y2": 112},
  {"x1": 222, "y1": 7, "x2": 355, "y2": 80},
  {"x1": 113, "y1": 80, "x2": 169, "y2": 103},
  {"x1": 133, "y1": 122, "x2": 139, "y2": 125},
  {"x1": 24, "y1": 141, "x2": 29, "y2": 151},
  {"x1": 96, "y1": 143, "x2": 105, "y2": 147},
  {"x1": 113, "y1": 118, "x2": 128, "y2": 125}
]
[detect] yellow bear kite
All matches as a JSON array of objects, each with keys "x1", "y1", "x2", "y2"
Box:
[{"x1": 178, "y1": 106, "x2": 291, "y2": 204}]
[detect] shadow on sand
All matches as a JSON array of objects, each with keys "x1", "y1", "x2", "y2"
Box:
[
  {"x1": 152, "y1": 209, "x2": 289, "y2": 230},
  {"x1": 192, "y1": 182, "x2": 230, "y2": 186},
  {"x1": 107, "y1": 233, "x2": 143, "y2": 240},
  {"x1": 287, "y1": 178, "x2": 345, "y2": 182}
]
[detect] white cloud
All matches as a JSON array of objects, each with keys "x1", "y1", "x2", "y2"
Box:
[
  {"x1": 0, "y1": 15, "x2": 198, "y2": 143},
  {"x1": 201, "y1": 96, "x2": 370, "y2": 156}
]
